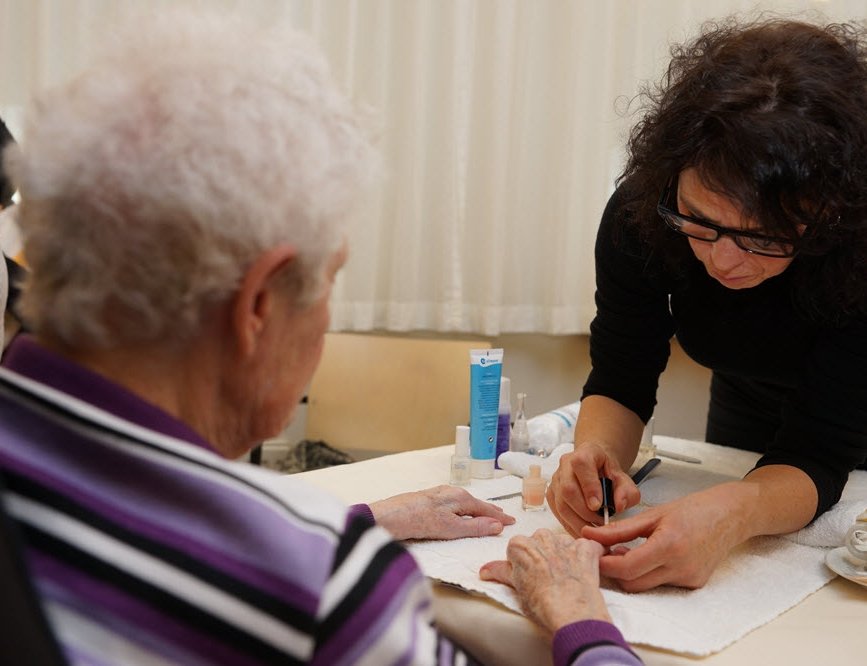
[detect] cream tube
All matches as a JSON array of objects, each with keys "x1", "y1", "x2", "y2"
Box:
[{"x1": 469, "y1": 348, "x2": 504, "y2": 478}]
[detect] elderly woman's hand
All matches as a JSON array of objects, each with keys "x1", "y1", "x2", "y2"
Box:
[
  {"x1": 369, "y1": 485, "x2": 516, "y2": 541},
  {"x1": 479, "y1": 529, "x2": 612, "y2": 634}
]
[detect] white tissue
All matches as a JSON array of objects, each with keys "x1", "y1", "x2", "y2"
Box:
[
  {"x1": 496, "y1": 443, "x2": 574, "y2": 480},
  {"x1": 525, "y1": 401, "x2": 580, "y2": 455}
]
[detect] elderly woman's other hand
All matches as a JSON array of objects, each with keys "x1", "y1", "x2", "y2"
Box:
[
  {"x1": 369, "y1": 485, "x2": 516, "y2": 541},
  {"x1": 479, "y1": 530, "x2": 612, "y2": 634}
]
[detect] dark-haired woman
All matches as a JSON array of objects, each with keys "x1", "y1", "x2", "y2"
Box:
[{"x1": 548, "y1": 18, "x2": 867, "y2": 592}]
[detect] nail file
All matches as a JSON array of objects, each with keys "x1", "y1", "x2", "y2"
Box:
[
  {"x1": 486, "y1": 491, "x2": 522, "y2": 501},
  {"x1": 630, "y1": 457, "x2": 662, "y2": 485},
  {"x1": 655, "y1": 448, "x2": 702, "y2": 464}
]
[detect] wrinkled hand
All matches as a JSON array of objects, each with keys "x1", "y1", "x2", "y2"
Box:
[
  {"x1": 547, "y1": 442, "x2": 640, "y2": 536},
  {"x1": 369, "y1": 485, "x2": 516, "y2": 541},
  {"x1": 581, "y1": 482, "x2": 749, "y2": 591},
  {"x1": 479, "y1": 529, "x2": 612, "y2": 634}
]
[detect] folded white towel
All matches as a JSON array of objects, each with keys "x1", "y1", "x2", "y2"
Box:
[{"x1": 782, "y1": 499, "x2": 867, "y2": 548}]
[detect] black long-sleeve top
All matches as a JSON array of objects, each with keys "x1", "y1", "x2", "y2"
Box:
[{"x1": 582, "y1": 188, "x2": 867, "y2": 519}]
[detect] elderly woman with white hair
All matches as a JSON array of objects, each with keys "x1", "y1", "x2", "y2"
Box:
[{"x1": 0, "y1": 10, "x2": 640, "y2": 666}]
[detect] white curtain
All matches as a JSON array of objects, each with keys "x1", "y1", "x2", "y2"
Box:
[{"x1": 1, "y1": 0, "x2": 864, "y2": 335}]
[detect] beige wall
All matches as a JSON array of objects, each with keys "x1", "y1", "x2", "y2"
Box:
[
  {"x1": 489, "y1": 334, "x2": 712, "y2": 441},
  {"x1": 276, "y1": 332, "x2": 712, "y2": 450}
]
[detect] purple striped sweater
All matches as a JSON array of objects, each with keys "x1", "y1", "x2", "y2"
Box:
[{"x1": 0, "y1": 336, "x2": 640, "y2": 665}]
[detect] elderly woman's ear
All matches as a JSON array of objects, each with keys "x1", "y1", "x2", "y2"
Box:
[{"x1": 230, "y1": 244, "x2": 299, "y2": 357}]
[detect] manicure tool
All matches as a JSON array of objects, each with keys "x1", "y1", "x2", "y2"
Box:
[
  {"x1": 486, "y1": 490, "x2": 523, "y2": 501},
  {"x1": 654, "y1": 448, "x2": 701, "y2": 464},
  {"x1": 630, "y1": 457, "x2": 661, "y2": 485}
]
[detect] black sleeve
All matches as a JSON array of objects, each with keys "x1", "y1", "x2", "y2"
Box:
[
  {"x1": 756, "y1": 320, "x2": 867, "y2": 518},
  {"x1": 581, "y1": 188, "x2": 676, "y2": 422}
]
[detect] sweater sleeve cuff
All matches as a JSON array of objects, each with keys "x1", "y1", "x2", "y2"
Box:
[
  {"x1": 553, "y1": 620, "x2": 639, "y2": 666},
  {"x1": 348, "y1": 503, "x2": 375, "y2": 525}
]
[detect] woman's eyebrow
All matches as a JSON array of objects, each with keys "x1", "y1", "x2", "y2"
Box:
[{"x1": 677, "y1": 190, "x2": 720, "y2": 224}]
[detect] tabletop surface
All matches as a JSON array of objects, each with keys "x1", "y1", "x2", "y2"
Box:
[{"x1": 291, "y1": 440, "x2": 867, "y2": 666}]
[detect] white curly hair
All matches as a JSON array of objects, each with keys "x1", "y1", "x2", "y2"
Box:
[{"x1": 6, "y1": 9, "x2": 375, "y2": 349}]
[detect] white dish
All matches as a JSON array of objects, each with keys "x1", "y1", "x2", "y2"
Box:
[{"x1": 825, "y1": 546, "x2": 867, "y2": 588}]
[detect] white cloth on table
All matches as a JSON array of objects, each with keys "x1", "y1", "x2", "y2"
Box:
[{"x1": 409, "y1": 437, "x2": 867, "y2": 657}]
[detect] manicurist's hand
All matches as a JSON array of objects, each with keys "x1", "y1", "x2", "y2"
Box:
[
  {"x1": 547, "y1": 441, "x2": 641, "y2": 536},
  {"x1": 581, "y1": 482, "x2": 752, "y2": 591},
  {"x1": 479, "y1": 529, "x2": 612, "y2": 634},
  {"x1": 369, "y1": 485, "x2": 516, "y2": 541},
  {"x1": 582, "y1": 465, "x2": 819, "y2": 592}
]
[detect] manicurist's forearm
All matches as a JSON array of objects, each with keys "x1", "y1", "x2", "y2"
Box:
[
  {"x1": 574, "y1": 395, "x2": 645, "y2": 470},
  {"x1": 740, "y1": 464, "x2": 818, "y2": 537}
]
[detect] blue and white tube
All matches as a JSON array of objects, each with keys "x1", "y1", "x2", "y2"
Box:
[{"x1": 469, "y1": 348, "x2": 504, "y2": 478}]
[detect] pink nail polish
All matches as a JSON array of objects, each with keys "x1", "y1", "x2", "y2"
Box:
[{"x1": 522, "y1": 464, "x2": 546, "y2": 511}]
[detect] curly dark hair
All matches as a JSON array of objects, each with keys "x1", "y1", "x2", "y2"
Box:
[{"x1": 618, "y1": 17, "x2": 867, "y2": 323}]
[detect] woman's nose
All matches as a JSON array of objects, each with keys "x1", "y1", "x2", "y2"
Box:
[{"x1": 709, "y1": 235, "x2": 744, "y2": 270}]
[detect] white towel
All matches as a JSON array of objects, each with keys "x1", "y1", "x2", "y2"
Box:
[
  {"x1": 410, "y1": 438, "x2": 867, "y2": 656},
  {"x1": 782, "y1": 498, "x2": 867, "y2": 548}
]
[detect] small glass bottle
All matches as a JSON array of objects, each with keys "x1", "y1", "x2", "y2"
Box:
[
  {"x1": 510, "y1": 392, "x2": 530, "y2": 454},
  {"x1": 522, "y1": 464, "x2": 546, "y2": 511},
  {"x1": 450, "y1": 425, "x2": 472, "y2": 486}
]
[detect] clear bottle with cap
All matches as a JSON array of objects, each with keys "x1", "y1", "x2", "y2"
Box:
[
  {"x1": 510, "y1": 392, "x2": 530, "y2": 454},
  {"x1": 522, "y1": 464, "x2": 546, "y2": 511},
  {"x1": 449, "y1": 425, "x2": 472, "y2": 486}
]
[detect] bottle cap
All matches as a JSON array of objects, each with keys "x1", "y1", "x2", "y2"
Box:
[
  {"x1": 499, "y1": 377, "x2": 511, "y2": 411},
  {"x1": 471, "y1": 458, "x2": 494, "y2": 479},
  {"x1": 455, "y1": 425, "x2": 470, "y2": 457}
]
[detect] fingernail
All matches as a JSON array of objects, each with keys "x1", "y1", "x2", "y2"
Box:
[
  {"x1": 484, "y1": 520, "x2": 504, "y2": 536},
  {"x1": 479, "y1": 567, "x2": 492, "y2": 580},
  {"x1": 588, "y1": 496, "x2": 601, "y2": 511}
]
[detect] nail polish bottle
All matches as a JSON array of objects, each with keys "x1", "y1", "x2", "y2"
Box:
[
  {"x1": 522, "y1": 464, "x2": 546, "y2": 511},
  {"x1": 450, "y1": 425, "x2": 472, "y2": 486}
]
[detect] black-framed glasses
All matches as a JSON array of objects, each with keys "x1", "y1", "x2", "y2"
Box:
[{"x1": 657, "y1": 179, "x2": 799, "y2": 258}]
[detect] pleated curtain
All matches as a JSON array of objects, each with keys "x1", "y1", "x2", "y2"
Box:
[{"x1": 1, "y1": 0, "x2": 862, "y2": 335}]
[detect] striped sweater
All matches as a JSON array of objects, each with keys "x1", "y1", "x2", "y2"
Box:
[{"x1": 0, "y1": 336, "x2": 641, "y2": 666}]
